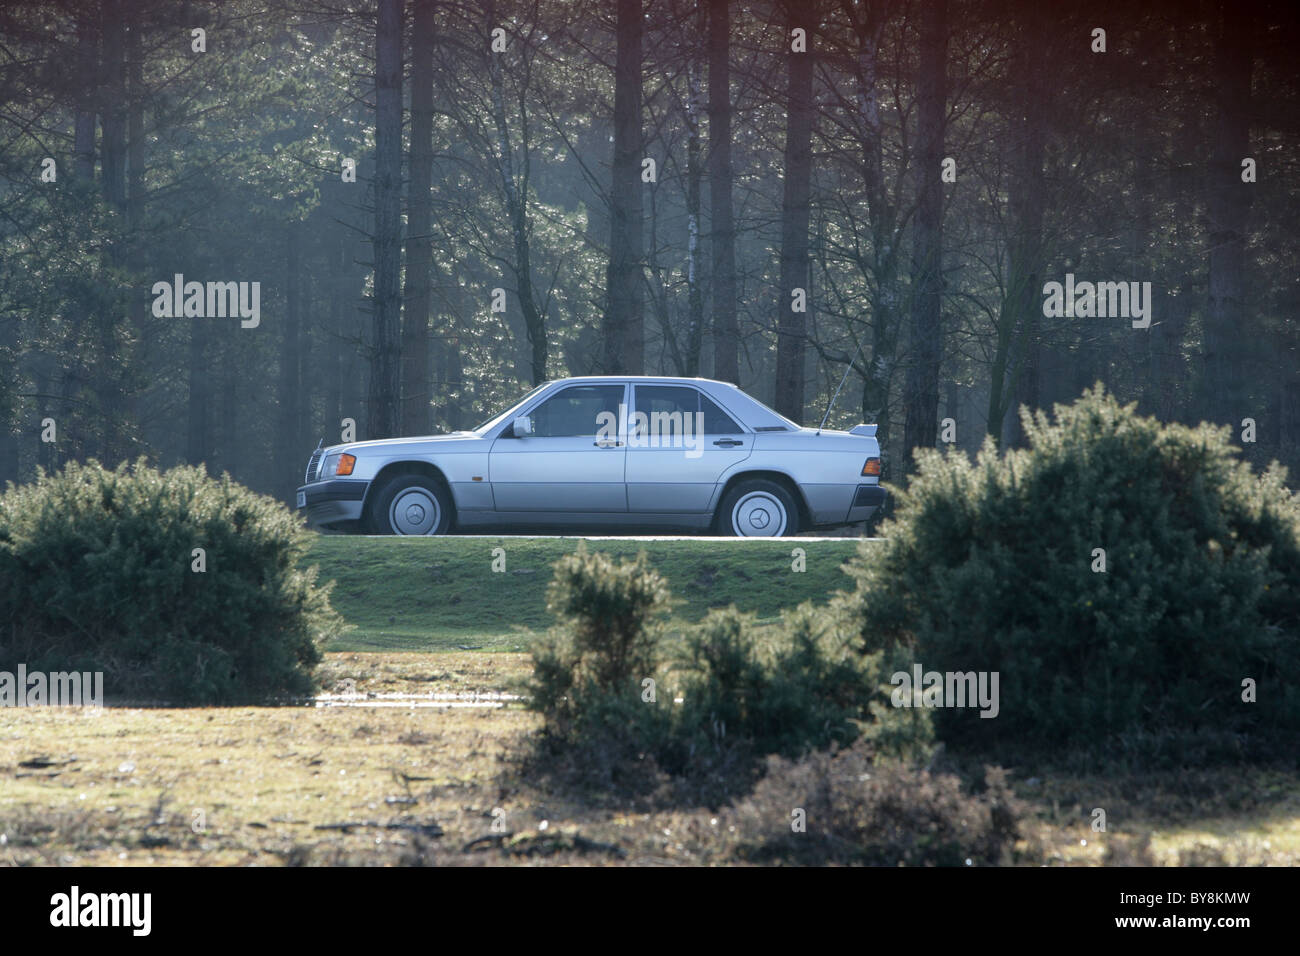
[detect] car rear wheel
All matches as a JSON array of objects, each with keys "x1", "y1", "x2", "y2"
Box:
[
  {"x1": 367, "y1": 474, "x2": 452, "y2": 535},
  {"x1": 716, "y1": 479, "x2": 799, "y2": 537}
]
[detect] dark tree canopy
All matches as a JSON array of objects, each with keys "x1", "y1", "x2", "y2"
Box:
[{"x1": 0, "y1": 0, "x2": 1297, "y2": 500}]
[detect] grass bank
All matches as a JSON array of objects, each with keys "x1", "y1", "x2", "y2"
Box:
[{"x1": 305, "y1": 536, "x2": 869, "y2": 652}]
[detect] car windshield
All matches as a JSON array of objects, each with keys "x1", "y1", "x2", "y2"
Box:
[{"x1": 472, "y1": 383, "x2": 549, "y2": 434}]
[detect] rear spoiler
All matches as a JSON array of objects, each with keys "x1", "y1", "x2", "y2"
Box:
[{"x1": 850, "y1": 424, "x2": 878, "y2": 438}]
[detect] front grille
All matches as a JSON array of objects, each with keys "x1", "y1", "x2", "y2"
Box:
[{"x1": 305, "y1": 448, "x2": 323, "y2": 483}]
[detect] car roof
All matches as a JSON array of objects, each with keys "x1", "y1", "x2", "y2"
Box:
[
  {"x1": 547, "y1": 375, "x2": 735, "y2": 387},
  {"x1": 540, "y1": 376, "x2": 798, "y2": 430}
]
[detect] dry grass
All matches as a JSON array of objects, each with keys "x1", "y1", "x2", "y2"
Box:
[
  {"x1": 0, "y1": 653, "x2": 537, "y2": 866},
  {"x1": 2, "y1": 652, "x2": 1297, "y2": 866},
  {"x1": 1014, "y1": 768, "x2": 1300, "y2": 866}
]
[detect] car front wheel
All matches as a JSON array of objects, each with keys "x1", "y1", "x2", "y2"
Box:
[
  {"x1": 716, "y1": 479, "x2": 799, "y2": 537},
  {"x1": 367, "y1": 474, "x2": 453, "y2": 535}
]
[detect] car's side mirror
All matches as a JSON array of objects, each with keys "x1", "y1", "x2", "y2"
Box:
[{"x1": 512, "y1": 415, "x2": 534, "y2": 438}]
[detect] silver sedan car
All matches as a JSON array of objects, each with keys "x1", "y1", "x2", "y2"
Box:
[{"x1": 296, "y1": 376, "x2": 886, "y2": 537}]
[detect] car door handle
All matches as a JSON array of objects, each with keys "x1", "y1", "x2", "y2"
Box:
[
  {"x1": 593, "y1": 440, "x2": 624, "y2": 447},
  {"x1": 713, "y1": 438, "x2": 744, "y2": 447}
]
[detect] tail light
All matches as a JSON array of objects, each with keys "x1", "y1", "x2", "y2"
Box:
[{"x1": 861, "y1": 457, "x2": 881, "y2": 477}]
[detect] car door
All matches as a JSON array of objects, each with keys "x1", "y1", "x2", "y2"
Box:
[
  {"x1": 625, "y1": 384, "x2": 752, "y2": 514},
  {"x1": 488, "y1": 383, "x2": 628, "y2": 512}
]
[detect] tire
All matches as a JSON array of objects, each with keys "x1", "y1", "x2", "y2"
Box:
[
  {"x1": 716, "y1": 479, "x2": 800, "y2": 537},
  {"x1": 366, "y1": 474, "x2": 453, "y2": 536}
]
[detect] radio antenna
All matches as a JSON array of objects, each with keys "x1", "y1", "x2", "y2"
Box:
[{"x1": 817, "y1": 337, "x2": 868, "y2": 435}]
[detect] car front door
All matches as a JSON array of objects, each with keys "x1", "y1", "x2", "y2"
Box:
[
  {"x1": 625, "y1": 384, "x2": 752, "y2": 514},
  {"x1": 488, "y1": 383, "x2": 628, "y2": 513}
]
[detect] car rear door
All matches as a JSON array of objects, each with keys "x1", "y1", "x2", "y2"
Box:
[
  {"x1": 488, "y1": 383, "x2": 628, "y2": 512},
  {"x1": 625, "y1": 383, "x2": 752, "y2": 514}
]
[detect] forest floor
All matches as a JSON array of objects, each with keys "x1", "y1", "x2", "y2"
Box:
[{"x1": 3, "y1": 652, "x2": 1298, "y2": 867}]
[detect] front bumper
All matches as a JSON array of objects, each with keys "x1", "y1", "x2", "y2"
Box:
[{"x1": 296, "y1": 479, "x2": 368, "y2": 529}]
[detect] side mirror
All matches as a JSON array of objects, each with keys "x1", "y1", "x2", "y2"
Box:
[{"x1": 512, "y1": 415, "x2": 534, "y2": 438}]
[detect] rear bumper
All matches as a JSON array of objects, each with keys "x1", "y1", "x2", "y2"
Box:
[
  {"x1": 801, "y1": 481, "x2": 888, "y2": 527},
  {"x1": 846, "y1": 483, "x2": 887, "y2": 523},
  {"x1": 297, "y1": 479, "x2": 368, "y2": 529}
]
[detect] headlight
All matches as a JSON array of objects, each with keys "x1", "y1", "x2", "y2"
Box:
[{"x1": 322, "y1": 452, "x2": 357, "y2": 477}]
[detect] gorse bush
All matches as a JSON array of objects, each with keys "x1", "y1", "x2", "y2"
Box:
[
  {"x1": 526, "y1": 545, "x2": 677, "y2": 794},
  {"x1": 675, "y1": 605, "x2": 896, "y2": 763},
  {"x1": 730, "y1": 740, "x2": 1024, "y2": 866},
  {"x1": 526, "y1": 544, "x2": 930, "y2": 798},
  {"x1": 0, "y1": 459, "x2": 340, "y2": 704},
  {"x1": 528, "y1": 544, "x2": 671, "y2": 734},
  {"x1": 543, "y1": 543, "x2": 671, "y2": 694},
  {"x1": 841, "y1": 385, "x2": 1300, "y2": 759}
]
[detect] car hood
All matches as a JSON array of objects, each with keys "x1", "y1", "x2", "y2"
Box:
[{"x1": 324, "y1": 431, "x2": 486, "y2": 457}]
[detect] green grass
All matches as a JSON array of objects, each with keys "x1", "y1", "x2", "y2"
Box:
[{"x1": 305, "y1": 535, "x2": 870, "y2": 652}]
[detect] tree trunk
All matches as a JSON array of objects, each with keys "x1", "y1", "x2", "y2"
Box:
[
  {"x1": 707, "y1": 0, "x2": 738, "y2": 383},
  {"x1": 277, "y1": 228, "x2": 302, "y2": 499},
  {"x1": 602, "y1": 0, "x2": 644, "y2": 374},
  {"x1": 487, "y1": 17, "x2": 547, "y2": 385},
  {"x1": 1148, "y1": 111, "x2": 1197, "y2": 423},
  {"x1": 1281, "y1": 346, "x2": 1300, "y2": 454},
  {"x1": 186, "y1": 312, "x2": 210, "y2": 469},
  {"x1": 98, "y1": 0, "x2": 126, "y2": 211},
  {"x1": 402, "y1": 0, "x2": 434, "y2": 436},
  {"x1": 96, "y1": 0, "x2": 127, "y2": 463},
  {"x1": 34, "y1": 365, "x2": 57, "y2": 474},
  {"x1": 684, "y1": 0, "x2": 705, "y2": 377},
  {"x1": 73, "y1": 5, "x2": 97, "y2": 181},
  {"x1": 0, "y1": 314, "x2": 18, "y2": 484},
  {"x1": 443, "y1": 263, "x2": 465, "y2": 431},
  {"x1": 848, "y1": 2, "x2": 898, "y2": 465},
  {"x1": 368, "y1": 0, "x2": 404, "y2": 439},
  {"x1": 987, "y1": 9, "x2": 1047, "y2": 444},
  {"x1": 127, "y1": 16, "x2": 144, "y2": 233},
  {"x1": 774, "y1": 7, "x2": 814, "y2": 422},
  {"x1": 327, "y1": 236, "x2": 346, "y2": 440},
  {"x1": 901, "y1": 0, "x2": 946, "y2": 466},
  {"x1": 62, "y1": 3, "x2": 97, "y2": 471},
  {"x1": 646, "y1": 185, "x2": 685, "y2": 373},
  {"x1": 1202, "y1": 0, "x2": 1253, "y2": 427},
  {"x1": 218, "y1": 337, "x2": 238, "y2": 478}
]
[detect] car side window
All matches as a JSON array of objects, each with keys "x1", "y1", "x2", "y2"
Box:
[
  {"x1": 530, "y1": 385, "x2": 623, "y2": 437},
  {"x1": 701, "y1": 395, "x2": 741, "y2": 434},
  {"x1": 634, "y1": 386, "x2": 695, "y2": 423},
  {"x1": 633, "y1": 386, "x2": 742, "y2": 436}
]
